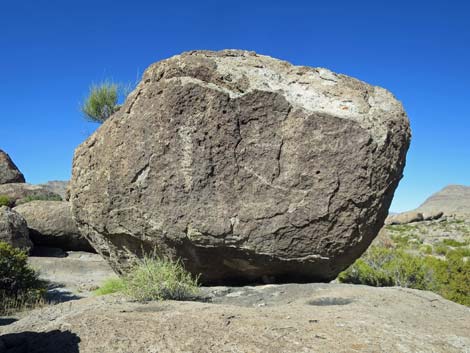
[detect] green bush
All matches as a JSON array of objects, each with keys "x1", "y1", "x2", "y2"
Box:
[
  {"x1": 442, "y1": 239, "x2": 467, "y2": 247},
  {"x1": 434, "y1": 243, "x2": 449, "y2": 256},
  {"x1": 0, "y1": 242, "x2": 46, "y2": 315},
  {"x1": 337, "y1": 247, "x2": 430, "y2": 289},
  {"x1": 338, "y1": 245, "x2": 470, "y2": 306},
  {"x1": 94, "y1": 256, "x2": 199, "y2": 302},
  {"x1": 81, "y1": 81, "x2": 121, "y2": 123},
  {"x1": 420, "y1": 244, "x2": 433, "y2": 254},
  {"x1": 0, "y1": 195, "x2": 13, "y2": 207}
]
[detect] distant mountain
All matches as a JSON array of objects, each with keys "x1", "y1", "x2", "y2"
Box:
[
  {"x1": 38, "y1": 180, "x2": 69, "y2": 200},
  {"x1": 416, "y1": 184, "x2": 470, "y2": 217}
]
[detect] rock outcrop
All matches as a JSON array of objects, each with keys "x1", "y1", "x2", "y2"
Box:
[
  {"x1": 0, "y1": 150, "x2": 25, "y2": 184},
  {"x1": 14, "y1": 201, "x2": 93, "y2": 252},
  {"x1": 385, "y1": 211, "x2": 424, "y2": 225},
  {"x1": 1, "y1": 284, "x2": 469, "y2": 353},
  {"x1": 37, "y1": 180, "x2": 69, "y2": 200},
  {"x1": 0, "y1": 183, "x2": 62, "y2": 207},
  {"x1": 70, "y1": 50, "x2": 411, "y2": 284},
  {"x1": 0, "y1": 206, "x2": 32, "y2": 251},
  {"x1": 416, "y1": 185, "x2": 470, "y2": 218}
]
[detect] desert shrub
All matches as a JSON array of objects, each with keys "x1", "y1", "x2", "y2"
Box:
[
  {"x1": 441, "y1": 239, "x2": 466, "y2": 247},
  {"x1": 338, "y1": 247, "x2": 431, "y2": 289},
  {"x1": 94, "y1": 256, "x2": 199, "y2": 302},
  {"x1": 448, "y1": 247, "x2": 470, "y2": 258},
  {"x1": 0, "y1": 195, "x2": 13, "y2": 207},
  {"x1": 338, "y1": 245, "x2": 470, "y2": 306},
  {"x1": 424, "y1": 250, "x2": 470, "y2": 306},
  {"x1": 81, "y1": 81, "x2": 123, "y2": 123},
  {"x1": 0, "y1": 241, "x2": 46, "y2": 315},
  {"x1": 390, "y1": 234, "x2": 411, "y2": 248},
  {"x1": 420, "y1": 244, "x2": 433, "y2": 254},
  {"x1": 434, "y1": 243, "x2": 449, "y2": 256}
]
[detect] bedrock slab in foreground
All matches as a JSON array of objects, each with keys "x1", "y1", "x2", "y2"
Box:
[
  {"x1": 70, "y1": 50, "x2": 411, "y2": 283},
  {"x1": 1, "y1": 284, "x2": 469, "y2": 353}
]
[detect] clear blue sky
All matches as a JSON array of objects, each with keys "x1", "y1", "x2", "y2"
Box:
[{"x1": 1, "y1": 0, "x2": 469, "y2": 212}]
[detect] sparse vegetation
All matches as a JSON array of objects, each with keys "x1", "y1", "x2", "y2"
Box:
[
  {"x1": 338, "y1": 247, "x2": 430, "y2": 288},
  {"x1": 434, "y1": 243, "x2": 449, "y2": 256},
  {"x1": 0, "y1": 195, "x2": 13, "y2": 207},
  {"x1": 94, "y1": 277, "x2": 125, "y2": 296},
  {"x1": 81, "y1": 81, "x2": 129, "y2": 123},
  {"x1": 94, "y1": 256, "x2": 199, "y2": 302},
  {"x1": 0, "y1": 241, "x2": 46, "y2": 315},
  {"x1": 338, "y1": 244, "x2": 470, "y2": 306},
  {"x1": 441, "y1": 239, "x2": 467, "y2": 247},
  {"x1": 16, "y1": 194, "x2": 63, "y2": 205}
]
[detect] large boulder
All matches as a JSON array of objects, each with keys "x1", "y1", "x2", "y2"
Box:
[
  {"x1": 0, "y1": 206, "x2": 32, "y2": 251},
  {"x1": 0, "y1": 183, "x2": 62, "y2": 207},
  {"x1": 0, "y1": 149, "x2": 25, "y2": 184},
  {"x1": 14, "y1": 201, "x2": 93, "y2": 252},
  {"x1": 70, "y1": 50, "x2": 410, "y2": 284}
]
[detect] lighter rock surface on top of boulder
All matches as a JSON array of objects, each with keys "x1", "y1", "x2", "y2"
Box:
[{"x1": 146, "y1": 50, "x2": 403, "y2": 145}]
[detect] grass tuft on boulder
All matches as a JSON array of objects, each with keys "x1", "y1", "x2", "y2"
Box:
[
  {"x1": 95, "y1": 256, "x2": 199, "y2": 302},
  {"x1": 0, "y1": 241, "x2": 46, "y2": 315},
  {"x1": 81, "y1": 81, "x2": 122, "y2": 123}
]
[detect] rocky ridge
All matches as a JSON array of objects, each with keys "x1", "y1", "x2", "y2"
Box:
[{"x1": 416, "y1": 185, "x2": 470, "y2": 218}]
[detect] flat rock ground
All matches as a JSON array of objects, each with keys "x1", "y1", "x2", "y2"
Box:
[
  {"x1": 1, "y1": 252, "x2": 469, "y2": 353},
  {"x1": 27, "y1": 247, "x2": 117, "y2": 301}
]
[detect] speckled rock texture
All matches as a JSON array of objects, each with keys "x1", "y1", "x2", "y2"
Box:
[
  {"x1": 0, "y1": 206, "x2": 32, "y2": 251},
  {"x1": 70, "y1": 50, "x2": 411, "y2": 284},
  {"x1": 14, "y1": 201, "x2": 93, "y2": 252},
  {"x1": 0, "y1": 150, "x2": 25, "y2": 184},
  {"x1": 1, "y1": 284, "x2": 469, "y2": 353}
]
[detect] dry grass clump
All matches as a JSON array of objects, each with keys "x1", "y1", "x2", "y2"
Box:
[{"x1": 95, "y1": 256, "x2": 199, "y2": 302}]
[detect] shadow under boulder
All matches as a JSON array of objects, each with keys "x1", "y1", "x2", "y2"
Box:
[
  {"x1": 0, "y1": 330, "x2": 80, "y2": 353},
  {"x1": 14, "y1": 201, "x2": 94, "y2": 252}
]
